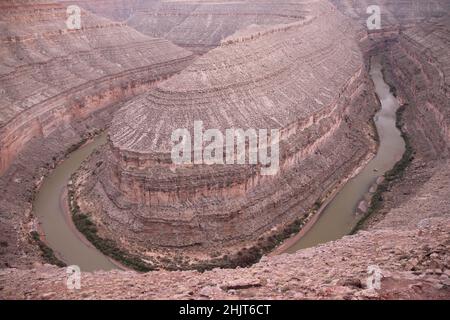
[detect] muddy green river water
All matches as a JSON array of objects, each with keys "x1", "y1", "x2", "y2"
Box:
[
  {"x1": 284, "y1": 57, "x2": 405, "y2": 253},
  {"x1": 33, "y1": 133, "x2": 117, "y2": 271}
]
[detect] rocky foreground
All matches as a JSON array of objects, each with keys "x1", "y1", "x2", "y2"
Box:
[{"x1": 1, "y1": 213, "x2": 449, "y2": 299}]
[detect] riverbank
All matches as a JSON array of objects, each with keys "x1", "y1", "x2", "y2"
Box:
[
  {"x1": 3, "y1": 213, "x2": 449, "y2": 299},
  {"x1": 31, "y1": 132, "x2": 118, "y2": 272},
  {"x1": 0, "y1": 106, "x2": 118, "y2": 269},
  {"x1": 273, "y1": 57, "x2": 406, "y2": 254},
  {"x1": 349, "y1": 58, "x2": 416, "y2": 233},
  {"x1": 269, "y1": 149, "x2": 376, "y2": 256}
]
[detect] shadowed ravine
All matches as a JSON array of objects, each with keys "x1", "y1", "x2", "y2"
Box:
[{"x1": 33, "y1": 57, "x2": 405, "y2": 271}]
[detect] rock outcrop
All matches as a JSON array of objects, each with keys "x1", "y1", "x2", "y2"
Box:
[
  {"x1": 69, "y1": 0, "x2": 312, "y2": 53},
  {"x1": 0, "y1": 0, "x2": 193, "y2": 175},
  {"x1": 74, "y1": 0, "x2": 378, "y2": 268},
  {"x1": 330, "y1": 0, "x2": 450, "y2": 26},
  {"x1": 0, "y1": 0, "x2": 194, "y2": 266},
  {"x1": 0, "y1": 0, "x2": 449, "y2": 300},
  {"x1": 2, "y1": 214, "x2": 449, "y2": 299}
]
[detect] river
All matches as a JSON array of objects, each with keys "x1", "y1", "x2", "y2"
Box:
[
  {"x1": 33, "y1": 133, "x2": 118, "y2": 271},
  {"x1": 283, "y1": 57, "x2": 406, "y2": 253},
  {"x1": 33, "y1": 57, "x2": 405, "y2": 270}
]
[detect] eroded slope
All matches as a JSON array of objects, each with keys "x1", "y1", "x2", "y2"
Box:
[
  {"x1": 73, "y1": 0, "x2": 379, "y2": 270},
  {"x1": 68, "y1": 0, "x2": 312, "y2": 53},
  {"x1": 0, "y1": 0, "x2": 194, "y2": 267}
]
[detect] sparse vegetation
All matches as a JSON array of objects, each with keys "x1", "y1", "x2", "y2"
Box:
[
  {"x1": 68, "y1": 181, "x2": 318, "y2": 272},
  {"x1": 30, "y1": 231, "x2": 66, "y2": 267},
  {"x1": 190, "y1": 214, "x2": 313, "y2": 272},
  {"x1": 69, "y1": 189, "x2": 155, "y2": 272},
  {"x1": 351, "y1": 103, "x2": 414, "y2": 234},
  {"x1": 65, "y1": 138, "x2": 88, "y2": 156}
]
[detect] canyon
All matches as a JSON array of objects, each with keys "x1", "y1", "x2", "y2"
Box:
[
  {"x1": 63, "y1": 0, "x2": 310, "y2": 53},
  {"x1": 0, "y1": 0, "x2": 449, "y2": 300},
  {"x1": 73, "y1": 0, "x2": 379, "y2": 270},
  {"x1": 0, "y1": 0, "x2": 194, "y2": 267}
]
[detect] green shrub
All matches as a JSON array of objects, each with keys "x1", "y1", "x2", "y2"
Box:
[
  {"x1": 30, "y1": 231, "x2": 66, "y2": 267},
  {"x1": 70, "y1": 199, "x2": 154, "y2": 272}
]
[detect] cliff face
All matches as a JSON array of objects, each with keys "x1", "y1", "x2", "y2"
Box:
[
  {"x1": 0, "y1": 0, "x2": 195, "y2": 267},
  {"x1": 381, "y1": 19, "x2": 450, "y2": 160},
  {"x1": 0, "y1": 0, "x2": 194, "y2": 175},
  {"x1": 67, "y1": 0, "x2": 311, "y2": 53},
  {"x1": 73, "y1": 0, "x2": 378, "y2": 267},
  {"x1": 358, "y1": 14, "x2": 450, "y2": 234},
  {"x1": 330, "y1": 0, "x2": 450, "y2": 25},
  {"x1": 344, "y1": 0, "x2": 450, "y2": 163}
]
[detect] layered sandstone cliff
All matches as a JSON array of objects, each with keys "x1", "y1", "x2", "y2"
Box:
[
  {"x1": 0, "y1": 0, "x2": 193, "y2": 175},
  {"x1": 382, "y1": 19, "x2": 450, "y2": 159},
  {"x1": 330, "y1": 0, "x2": 450, "y2": 26},
  {"x1": 358, "y1": 14, "x2": 450, "y2": 233},
  {"x1": 72, "y1": 0, "x2": 379, "y2": 269},
  {"x1": 0, "y1": 0, "x2": 449, "y2": 300},
  {"x1": 0, "y1": 0, "x2": 194, "y2": 266},
  {"x1": 68, "y1": 0, "x2": 311, "y2": 53}
]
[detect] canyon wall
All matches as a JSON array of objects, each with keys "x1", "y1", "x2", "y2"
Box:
[
  {"x1": 75, "y1": 0, "x2": 379, "y2": 265},
  {"x1": 0, "y1": 0, "x2": 194, "y2": 176},
  {"x1": 381, "y1": 18, "x2": 450, "y2": 160},
  {"x1": 66, "y1": 0, "x2": 311, "y2": 53},
  {"x1": 0, "y1": 0, "x2": 195, "y2": 267},
  {"x1": 0, "y1": 0, "x2": 449, "y2": 300},
  {"x1": 330, "y1": 0, "x2": 450, "y2": 26},
  {"x1": 331, "y1": 0, "x2": 450, "y2": 160}
]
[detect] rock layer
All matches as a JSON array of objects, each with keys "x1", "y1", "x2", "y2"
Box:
[
  {"x1": 70, "y1": 0, "x2": 312, "y2": 53},
  {"x1": 330, "y1": 0, "x2": 450, "y2": 26},
  {"x1": 0, "y1": 0, "x2": 194, "y2": 175},
  {"x1": 77, "y1": 0, "x2": 378, "y2": 262},
  {"x1": 0, "y1": 0, "x2": 449, "y2": 300},
  {"x1": 382, "y1": 19, "x2": 450, "y2": 159},
  {"x1": 0, "y1": 0, "x2": 193, "y2": 266}
]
